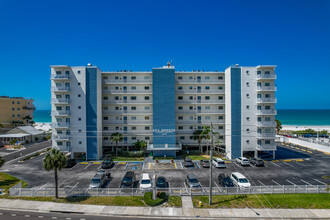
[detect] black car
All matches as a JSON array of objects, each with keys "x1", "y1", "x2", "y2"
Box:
[
  {"x1": 101, "y1": 157, "x2": 114, "y2": 169},
  {"x1": 250, "y1": 158, "x2": 264, "y2": 167},
  {"x1": 200, "y1": 160, "x2": 210, "y2": 168},
  {"x1": 184, "y1": 158, "x2": 194, "y2": 167},
  {"x1": 65, "y1": 158, "x2": 76, "y2": 168},
  {"x1": 218, "y1": 173, "x2": 234, "y2": 187},
  {"x1": 156, "y1": 176, "x2": 169, "y2": 188},
  {"x1": 121, "y1": 171, "x2": 136, "y2": 188}
]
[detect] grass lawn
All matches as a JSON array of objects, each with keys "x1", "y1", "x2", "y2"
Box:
[
  {"x1": 193, "y1": 194, "x2": 330, "y2": 209},
  {"x1": 113, "y1": 157, "x2": 145, "y2": 161},
  {"x1": 187, "y1": 155, "x2": 209, "y2": 161},
  {"x1": 166, "y1": 196, "x2": 182, "y2": 207},
  {"x1": 0, "y1": 173, "x2": 27, "y2": 192}
]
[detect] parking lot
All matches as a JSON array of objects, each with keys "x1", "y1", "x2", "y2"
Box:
[{"x1": 2, "y1": 142, "x2": 330, "y2": 191}]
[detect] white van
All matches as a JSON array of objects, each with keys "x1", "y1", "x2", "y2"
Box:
[
  {"x1": 140, "y1": 173, "x2": 152, "y2": 190},
  {"x1": 212, "y1": 158, "x2": 226, "y2": 168},
  {"x1": 230, "y1": 172, "x2": 251, "y2": 188}
]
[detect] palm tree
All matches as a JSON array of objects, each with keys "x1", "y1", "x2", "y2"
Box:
[
  {"x1": 134, "y1": 139, "x2": 147, "y2": 151},
  {"x1": 110, "y1": 132, "x2": 123, "y2": 157},
  {"x1": 275, "y1": 119, "x2": 282, "y2": 134},
  {"x1": 0, "y1": 157, "x2": 5, "y2": 169},
  {"x1": 202, "y1": 126, "x2": 211, "y2": 152},
  {"x1": 23, "y1": 116, "x2": 32, "y2": 125},
  {"x1": 42, "y1": 149, "x2": 66, "y2": 199},
  {"x1": 193, "y1": 129, "x2": 204, "y2": 152}
]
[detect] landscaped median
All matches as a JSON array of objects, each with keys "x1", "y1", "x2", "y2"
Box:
[
  {"x1": 193, "y1": 194, "x2": 330, "y2": 209},
  {"x1": 0, "y1": 173, "x2": 27, "y2": 193}
]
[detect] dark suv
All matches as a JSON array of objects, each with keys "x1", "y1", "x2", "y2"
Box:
[
  {"x1": 185, "y1": 173, "x2": 201, "y2": 188},
  {"x1": 250, "y1": 158, "x2": 264, "y2": 167},
  {"x1": 121, "y1": 171, "x2": 136, "y2": 188},
  {"x1": 184, "y1": 158, "x2": 194, "y2": 167},
  {"x1": 102, "y1": 156, "x2": 114, "y2": 169},
  {"x1": 218, "y1": 173, "x2": 234, "y2": 187}
]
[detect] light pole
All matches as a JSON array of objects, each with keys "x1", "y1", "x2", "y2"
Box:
[{"x1": 209, "y1": 123, "x2": 214, "y2": 205}]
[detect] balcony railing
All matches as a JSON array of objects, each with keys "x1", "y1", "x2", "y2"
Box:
[
  {"x1": 176, "y1": 80, "x2": 225, "y2": 84},
  {"x1": 103, "y1": 90, "x2": 152, "y2": 94},
  {"x1": 51, "y1": 98, "x2": 70, "y2": 104},
  {"x1": 104, "y1": 120, "x2": 152, "y2": 125},
  {"x1": 52, "y1": 134, "x2": 71, "y2": 140},
  {"x1": 257, "y1": 121, "x2": 276, "y2": 127},
  {"x1": 51, "y1": 75, "x2": 70, "y2": 80},
  {"x1": 176, "y1": 90, "x2": 225, "y2": 94},
  {"x1": 257, "y1": 98, "x2": 277, "y2": 103},
  {"x1": 103, "y1": 110, "x2": 152, "y2": 115},
  {"x1": 257, "y1": 110, "x2": 277, "y2": 115},
  {"x1": 22, "y1": 106, "x2": 36, "y2": 110},
  {"x1": 51, "y1": 110, "x2": 70, "y2": 116},
  {"x1": 103, "y1": 79, "x2": 152, "y2": 84},
  {"x1": 176, "y1": 120, "x2": 225, "y2": 125},
  {"x1": 51, "y1": 86, "x2": 70, "y2": 92},
  {"x1": 176, "y1": 110, "x2": 225, "y2": 114},
  {"x1": 176, "y1": 100, "x2": 225, "y2": 104},
  {"x1": 257, "y1": 144, "x2": 276, "y2": 150},
  {"x1": 103, "y1": 100, "x2": 152, "y2": 104},
  {"x1": 52, "y1": 122, "x2": 70, "y2": 128},
  {"x1": 257, "y1": 74, "x2": 277, "y2": 80},
  {"x1": 257, "y1": 86, "x2": 277, "y2": 91},
  {"x1": 257, "y1": 133, "x2": 276, "y2": 139}
]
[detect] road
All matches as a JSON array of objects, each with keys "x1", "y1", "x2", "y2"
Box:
[{"x1": 1, "y1": 140, "x2": 51, "y2": 163}]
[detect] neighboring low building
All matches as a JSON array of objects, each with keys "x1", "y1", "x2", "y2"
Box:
[
  {"x1": 0, "y1": 96, "x2": 35, "y2": 128},
  {"x1": 0, "y1": 126, "x2": 45, "y2": 145}
]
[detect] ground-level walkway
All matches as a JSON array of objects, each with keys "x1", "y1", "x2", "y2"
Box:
[{"x1": 0, "y1": 199, "x2": 329, "y2": 219}]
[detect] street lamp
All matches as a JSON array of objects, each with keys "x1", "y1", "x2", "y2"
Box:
[{"x1": 209, "y1": 123, "x2": 215, "y2": 205}]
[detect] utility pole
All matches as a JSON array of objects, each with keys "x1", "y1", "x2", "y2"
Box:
[{"x1": 209, "y1": 123, "x2": 214, "y2": 205}]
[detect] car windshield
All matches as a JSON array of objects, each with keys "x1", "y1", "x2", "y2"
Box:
[
  {"x1": 242, "y1": 159, "x2": 249, "y2": 162},
  {"x1": 123, "y1": 178, "x2": 132, "y2": 184},
  {"x1": 91, "y1": 179, "x2": 100, "y2": 184},
  {"x1": 239, "y1": 178, "x2": 249, "y2": 183},
  {"x1": 218, "y1": 161, "x2": 224, "y2": 164},
  {"x1": 186, "y1": 159, "x2": 192, "y2": 162},
  {"x1": 103, "y1": 160, "x2": 110, "y2": 163},
  {"x1": 141, "y1": 180, "x2": 151, "y2": 184},
  {"x1": 189, "y1": 178, "x2": 198, "y2": 183},
  {"x1": 158, "y1": 178, "x2": 165, "y2": 183}
]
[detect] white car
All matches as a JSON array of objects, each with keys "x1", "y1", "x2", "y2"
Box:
[
  {"x1": 236, "y1": 157, "x2": 250, "y2": 166},
  {"x1": 212, "y1": 158, "x2": 226, "y2": 168},
  {"x1": 140, "y1": 173, "x2": 152, "y2": 190},
  {"x1": 230, "y1": 172, "x2": 251, "y2": 188}
]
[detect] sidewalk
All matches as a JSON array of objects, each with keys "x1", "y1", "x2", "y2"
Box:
[{"x1": 0, "y1": 199, "x2": 329, "y2": 218}]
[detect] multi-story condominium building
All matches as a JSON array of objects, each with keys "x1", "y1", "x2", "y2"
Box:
[
  {"x1": 0, "y1": 96, "x2": 35, "y2": 128},
  {"x1": 50, "y1": 63, "x2": 277, "y2": 160}
]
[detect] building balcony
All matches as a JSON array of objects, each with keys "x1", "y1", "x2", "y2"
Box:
[
  {"x1": 103, "y1": 110, "x2": 152, "y2": 115},
  {"x1": 257, "y1": 144, "x2": 277, "y2": 151},
  {"x1": 103, "y1": 90, "x2": 152, "y2": 94},
  {"x1": 22, "y1": 106, "x2": 36, "y2": 110},
  {"x1": 51, "y1": 75, "x2": 70, "y2": 80},
  {"x1": 257, "y1": 121, "x2": 276, "y2": 127},
  {"x1": 176, "y1": 100, "x2": 225, "y2": 104},
  {"x1": 257, "y1": 86, "x2": 277, "y2": 92},
  {"x1": 176, "y1": 120, "x2": 225, "y2": 125},
  {"x1": 176, "y1": 80, "x2": 225, "y2": 84},
  {"x1": 176, "y1": 110, "x2": 225, "y2": 114},
  {"x1": 52, "y1": 122, "x2": 70, "y2": 129},
  {"x1": 103, "y1": 100, "x2": 152, "y2": 105},
  {"x1": 51, "y1": 86, "x2": 70, "y2": 92},
  {"x1": 51, "y1": 110, "x2": 70, "y2": 116},
  {"x1": 104, "y1": 120, "x2": 153, "y2": 125},
  {"x1": 257, "y1": 74, "x2": 277, "y2": 80},
  {"x1": 51, "y1": 98, "x2": 70, "y2": 105},
  {"x1": 52, "y1": 134, "x2": 71, "y2": 141},
  {"x1": 103, "y1": 79, "x2": 152, "y2": 84},
  {"x1": 257, "y1": 98, "x2": 277, "y2": 103},
  {"x1": 257, "y1": 109, "x2": 277, "y2": 115},
  {"x1": 176, "y1": 90, "x2": 225, "y2": 94},
  {"x1": 103, "y1": 130, "x2": 153, "y2": 135},
  {"x1": 257, "y1": 133, "x2": 276, "y2": 139}
]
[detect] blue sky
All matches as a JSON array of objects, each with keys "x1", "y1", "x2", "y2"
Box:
[{"x1": 0, "y1": 0, "x2": 329, "y2": 110}]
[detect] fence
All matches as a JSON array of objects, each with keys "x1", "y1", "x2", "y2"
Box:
[
  {"x1": 9, "y1": 185, "x2": 329, "y2": 197},
  {"x1": 8, "y1": 181, "x2": 22, "y2": 196}
]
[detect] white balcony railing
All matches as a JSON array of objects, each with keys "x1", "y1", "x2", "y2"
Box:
[
  {"x1": 51, "y1": 75, "x2": 70, "y2": 80},
  {"x1": 51, "y1": 110, "x2": 70, "y2": 116},
  {"x1": 104, "y1": 120, "x2": 152, "y2": 125},
  {"x1": 257, "y1": 74, "x2": 277, "y2": 80},
  {"x1": 103, "y1": 100, "x2": 152, "y2": 104},
  {"x1": 103, "y1": 90, "x2": 152, "y2": 94},
  {"x1": 257, "y1": 133, "x2": 276, "y2": 139},
  {"x1": 52, "y1": 134, "x2": 71, "y2": 140},
  {"x1": 257, "y1": 121, "x2": 276, "y2": 127},
  {"x1": 103, "y1": 79, "x2": 152, "y2": 84},
  {"x1": 176, "y1": 120, "x2": 225, "y2": 125},
  {"x1": 51, "y1": 86, "x2": 70, "y2": 92},
  {"x1": 176, "y1": 80, "x2": 225, "y2": 84},
  {"x1": 257, "y1": 110, "x2": 277, "y2": 115},
  {"x1": 52, "y1": 122, "x2": 70, "y2": 128},
  {"x1": 103, "y1": 110, "x2": 152, "y2": 115},
  {"x1": 257, "y1": 98, "x2": 277, "y2": 103},
  {"x1": 257, "y1": 144, "x2": 276, "y2": 150},
  {"x1": 176, "y1": 90, "x2": 225, "y2": 94},
  {"x1": 257, "y1": 86, "x2": 277, "y2": 91},
  {"x1": 51, "y1": 98, "x2": 70, "y2": 104},
  {"x1": 176, "y1": 100, "x2": 225, "y2": 104},
  {"x1": 176, "y1": 110, "x2": 225, "y2": 114}
]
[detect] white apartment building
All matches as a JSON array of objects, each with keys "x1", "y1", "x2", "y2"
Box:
[{"x1": 50, "y1": 63, "x2": 277, "y2": 160}]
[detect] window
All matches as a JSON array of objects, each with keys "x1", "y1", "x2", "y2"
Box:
[
  {"x1": 178, "y1": 126, "x2": 183, "y2": 130},
  {"x1": 131, "y1": 76, "x2": 136, "y2": 80},
  {"x1": 257, "y1": 106, "x2": 261, "y2": 110},
  {"x1": 265, "y1": 117, "x2": 271, "y2": 121},
  {"x1": 58, "y1": 142, "x2": 63, "y2": 146},
  {"x1": 246, "y1": 105, "x2": 249, "y2": 109},
  {"x1": 189, "y1": 116, "x2": 194, "y2": 120},
  {"x1": 246, "y1": 140, "x2": 250, "y2": 143},
  {"x1": 131, "y1": 96, "x2": 137, "y2": 100},
  {"x1": 218, "y1": 86, "x2": 223, "y2": 90},
  {"x1": 12, "y1": 108, "x2": 15, "y2": 111},
  {"x1": 178, "y1": 86, "x2": 183, "y2": 90},
  {"x1": 265, "y1": 82, "x2": 270, "y2": 86},
  {"x1": 246, "y1": 129, "x2": 250, "y2": 133},
  {"x1": 104, "y1": 127, "x2": 108, "y2": 131},
  {"x1": 218, "y1": 96, "x2": 223, "y2": 100},
  {"x1": 103, "y1": 96, "x2": 108, "y2": 100},
  {"x1": 189, "y1": 76, "x2": 193, "y2": 80},
  {"x1": 205, "y1": 86, "x2": 210, "y2": 90},
  {"x1": 114, "y1": 76, "x2": 119, "y2": 80},
  {"x1": 103, "y1": 137, "x2": 108, "y2": 140},
  {"x1": 145, "y1": 137, "x2": 150, "y2": 140},
  {"x1": 178, "y1": 116, "x2": 183, "y2": 120},
  {"x1": 132, "y1": 127, "x2": 136, "y2": 130},
  {"x1": 17, "y1": 114, "x2": 20, "y2": 117},
  {"x1": 56, "y1": 71, "x2": 61, "y2": 75},
  {"x1": 180, "y1": 136, "x2": 185, "y2": 140},
  {"x1": 131, "y1": 86, "x2": 136, "y2": 90},
  {"x1": 131, "y1": 106, "x2": 136, "y2": 110},
  {"x1": 218, "y1": 116, "x2": 223, "y2": 120},
  {"x1": 189, "y1": 106, "x2": 193, "y2": 110},
  {"x1": 247, "y1": 117, "x2": 250, "y2": 121},
  {"x1": 205, "y1": 116, "x2": 210, "y2": 120},
  {"x1": 218, "y1": 106, "x2": 223, "y2": 110},
  {"x1": 265, "y1": 140, "x2": 271, "y2": 144},
  {"x1": 265, "y1": 71, "x2": 270, "y2": 74},
  {"x1": 145, "y1": 126, "x2": 150, "y2": 130},
  {"x1": 189, "y1": 86, "x2": 193, "y2": 90},
  {"x1": 115, "y1": 107, "x2": 119, "y2": 110},
  {"x1": 17, "y1": 101, "x2": 20, "y2": 104},
  {"x1": 78, "y1": 94, "x2": 81, "y2": 97},
  {"x1": 265, "y1": 94, "x2": 270, "y2": 98},
  {"x1": 103, "y1": 117, "x2": 108, "y2": 120},
  {"x1": 205, "y1": 76, "x2": 210, "y2": 80},
  {"x1": 257, "y1": 71, "x2": 261, "y2": 74},
  {"x1": 218, "y1": 126, "x2": 223, "y2": 129},
  {"x1": 145, "y1": 116, "x2": 150, "y2": 120},
  {"x1": 218, "y1": 76, "x2": 223, "y2": 80},
  {"x1": 131, "y1": 116, "x2": 136, "y2": 120},
  {"x1": 178, "y1": 96, "x2": 183, "y2": 100},
  {"x1": 265, "y1": 106, "x2": 271, "y2": 110},
  {"x1": 144, "y1": 86, "x2": 149, "y2": 90},
  {"x1": 178, "y1": 106, "x2": 183, "y2": 110},
  {"x1": 78, "y1": 118, "x2": 81, "y2": 121},
  {"x1": 189, "y1": 96, "x2": 193, "y2": 100},
  {"x1": 205, "y1": 96, "x2": 210, "y2": 100},
  {"x1": 205, "y1": 106, "x2": 210, "y2": 110},
  {"x1": 132, "y1": 137, "x2": 136, "y2": 141},
  {"x1": 246, "y1": 70, "x2": 249, "y2": 74},
  {"x1": 145, "y1": 96, "x2": 149, "y2": 100},
  {"x1": 189, "y1": 126, "x2": 193, "y2": 130},
  {"x1": 178, "y1": 76, "x2": 183, "y2": 80},
  {"x1": 144, "y1": 76, "x2": 149, "y2": 80},
  {"x1": 115, "y1": 86, "x2": 119, "y2": 90},
  {"x1": 246, "y1": 82, "x2": 249, "y2": 87},
  {"x1": 145, "y1": 106, "x2": 150, "y2": 110},
  {"x1": 12, "y1": 114, "x2": 14, "y2": 118}
]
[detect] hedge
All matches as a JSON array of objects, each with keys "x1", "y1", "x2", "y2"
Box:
[{"x1": 143, "y1": 192, "x2": 167, "y2": 206}]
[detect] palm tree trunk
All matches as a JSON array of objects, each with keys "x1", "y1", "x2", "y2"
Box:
[
  {"x1": 116, "y1": 141, "x2": 118, "y2": 157},
  {"x1": 127, "y1": 145, "x2": 129, "y2": 152},
  {"x1": 54, "y1": 168, "x2": 58, "y2": 199},
  {"x1": 199, "y1": 140, "x2": 202, "y2": 152},
  {"x1": 112, "y1": 145, "x2": 114, "y2": 152}
]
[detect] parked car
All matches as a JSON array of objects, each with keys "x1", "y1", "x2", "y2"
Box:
[
  {"x1": 230, "y1": 172, "x2": 251, "y2": 188},
  {"x1": 0, "y1": 142, "x2": 4, "y2": 147},
  {"x1": 212, "y1": 158, "x2": 226, "y2": 168},
  {"x1": 156, "y1": 176, "x2": 169, "y2": 188},
  {"x1": 89, "y1": 173, "x2": 106, "y2": 188},
  {"x1": 250, "y1": 158, "x2": 264, "y2": 167},
  {"x1": 64, "y1": 158, "x2": 76, "y2": 168},
  {"x1": 302, "y1": 134, "x2": 312, "y2": 138},
  {"x1": 101, "y1": 157, "x2": 114, "y2": 169},
  {"x1": 140, "y1": 173, "x2": 152, "y2": 190},
  {"x1": 185, "y1": 173, "x2": 201, "y2": 188},
  {"x1": 184, "y1": 158, "x2": 194, "y2": 167},
  {"x1": 200, "y1": 160, "x2": 210, "y2": 168},
  {"x1": 121, "y1": 171, "x2": 136, "y2": 188},
  {"x1": 236, "y1": 157, "x2": 250, "y2": 166},
  {"x1": 218, "y1": 173, "x2": 234, "y2": 187}
]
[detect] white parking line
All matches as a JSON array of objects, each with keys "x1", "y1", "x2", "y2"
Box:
[
  {"x1": 83, "y1": 163, "x2": 92, "y2": 169},
  {"x1": 300, "y1": 179, "x2": 312, "y2": 186},
  {"x1": 214, "y1": 181, "x2": 222, "y2": 192},
  {"x1": 180, "y1": 162, "x2": 184, "y2": 169},
  {"x1": 257, "y1": 180, "x2": 266, "y2": 186},
  {"x1": 271, "y1": 162, "x2": 281, "y2": 167},
  {"x1": 295, "y1": 162, "x2": 308, "y2": 167},
  {"x1": 183, "y1": 182, "x2": 188, "y2": 189},
  {"x1": 272, "y1": 180, "x2": 281, "y2": 186},
  {"x1": 314, "y1": 179, "x2": 327, "y2": 185},
  {"x1": 283, "y1": 162, "x2": 294, "y2": 167},
  {"x1": 286, "y1": 180, "x2": 296, "y2": 185}
]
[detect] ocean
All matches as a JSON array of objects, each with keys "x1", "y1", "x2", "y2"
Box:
[{"x1": 33, "y1": 109, "x2": 330, "y2": 126}]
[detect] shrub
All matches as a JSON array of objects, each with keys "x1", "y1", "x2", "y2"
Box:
[{"x1": 143, "y1": 192, "x2": 167, "y2": 206}]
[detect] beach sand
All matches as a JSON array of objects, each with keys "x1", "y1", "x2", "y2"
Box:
[
  {"x1": 34, "y1": 122, "x2": 51, "y2": 132},
  {"x1": 282, "y1": 125, "x2": 330, "y2": 132}
]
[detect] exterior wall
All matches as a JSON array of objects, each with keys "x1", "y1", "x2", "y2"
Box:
[{"x1": 0, "y1": 97, "x2": 35, "y2": 128}]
